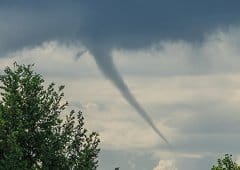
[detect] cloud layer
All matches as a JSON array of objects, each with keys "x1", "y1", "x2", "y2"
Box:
[{"x1": 1, "y1": 1, "x2": 240, "y2": 56}]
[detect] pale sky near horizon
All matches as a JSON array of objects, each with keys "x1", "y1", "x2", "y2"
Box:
[{"x1": 1, "y1": 1, "x2": 240, "y2": 169}]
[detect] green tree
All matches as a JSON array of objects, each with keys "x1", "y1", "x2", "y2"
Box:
[
  {"x1": 0, "y1": 63, "x2": 100, "y2": 170},
  {"x1": 212, "y1": 154, "x2": 240, "y2": 170}
]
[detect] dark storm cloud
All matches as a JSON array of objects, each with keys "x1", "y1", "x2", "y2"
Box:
[
  {"x1": 0, "y1": 0, "x2": 240, "y2": 56},
  {"x1": 1, "y1": 0, "x2": 240, "y2": 144}
]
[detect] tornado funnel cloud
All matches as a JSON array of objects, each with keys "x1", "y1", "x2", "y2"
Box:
[{"x1": 91, "y1": 50, "x2": 169, "y2": 144}]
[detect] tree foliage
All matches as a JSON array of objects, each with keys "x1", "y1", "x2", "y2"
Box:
[
  {"x1": 0, "y1": 63, "x2": 100, "y2": 170},
  {"x1": 212, "y1": 154, "x2": 240, "y2": 170}
]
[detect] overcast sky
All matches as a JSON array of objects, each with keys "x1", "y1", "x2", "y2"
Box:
[{"x1": 1, "y1": 1, "x2": 240, "y2": 170}]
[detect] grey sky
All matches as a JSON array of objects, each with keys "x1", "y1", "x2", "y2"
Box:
[{"x1": 1, "y1": 1, "x2": 240, "y2": 170}]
